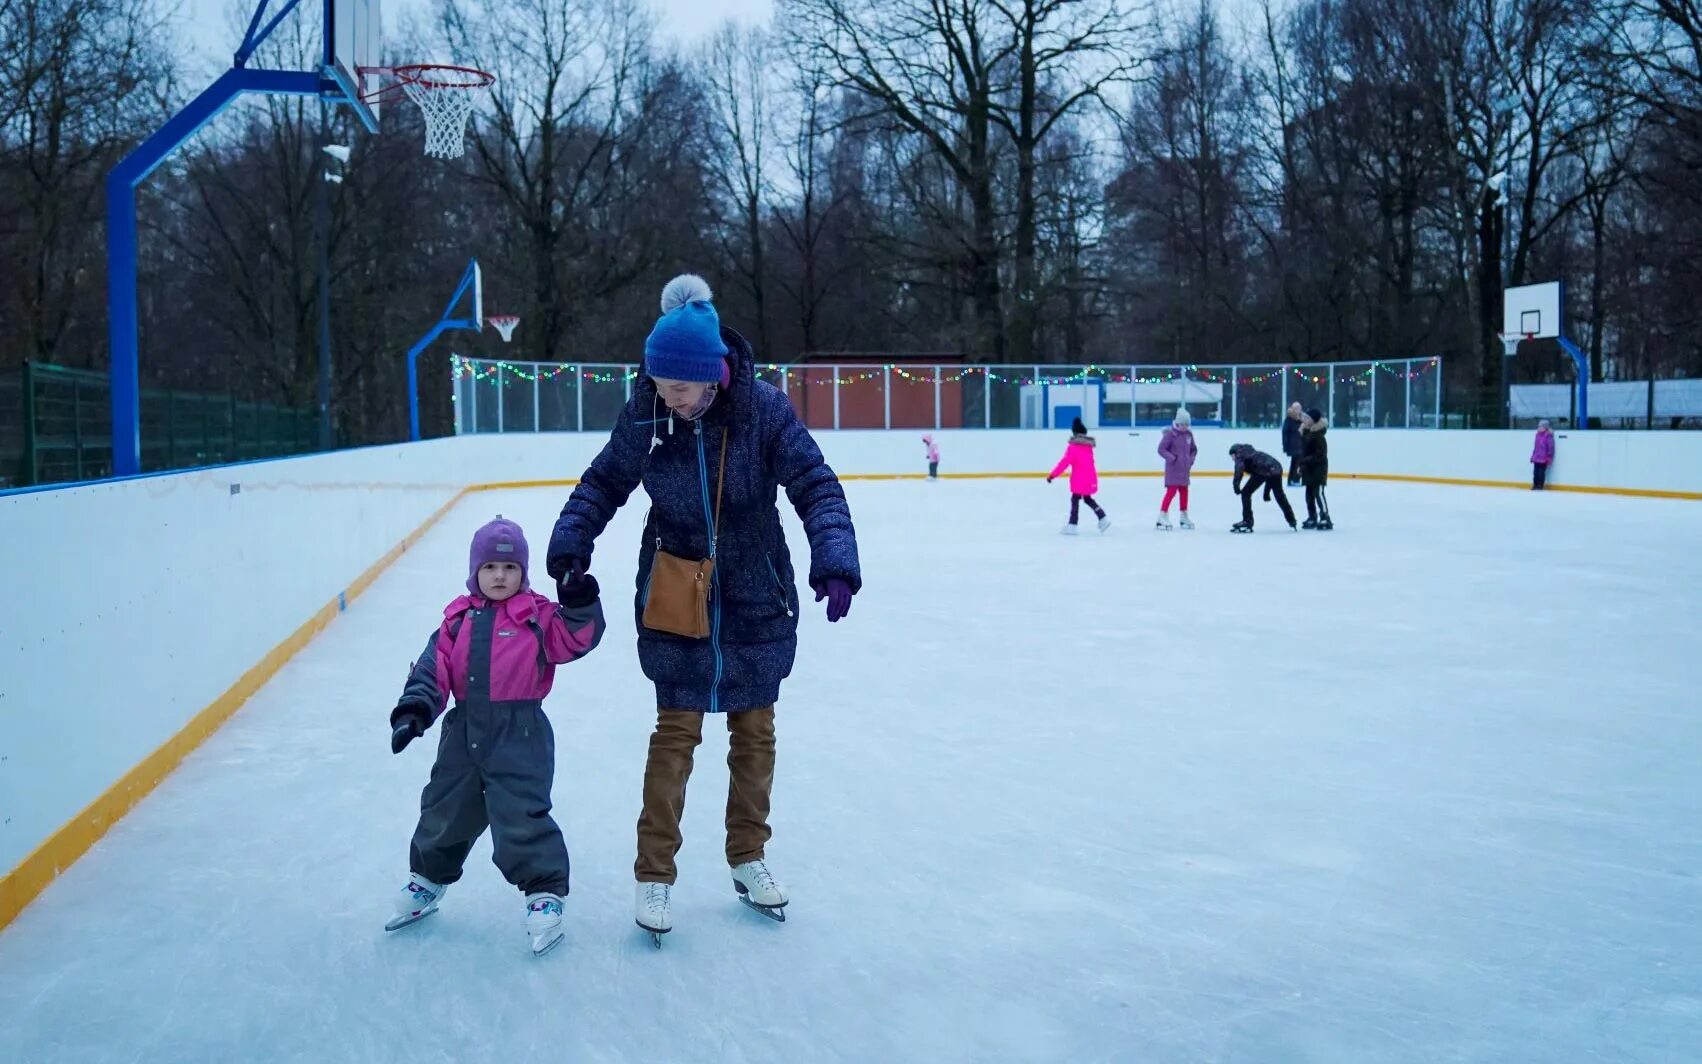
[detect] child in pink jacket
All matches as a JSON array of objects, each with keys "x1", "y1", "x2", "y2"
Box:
[
  {"x1": 922, "y1": 433, "x2": 941, "y2": 479},
  {"x1": 1531, "y1": 420, "x2": 1556, "y2": 490},
  {"x1": 386, "y1": 516, "x2": 605, "y2": 956},
  {"x1": 1047, "y1": 417, "x2": 1111, "y2": 534}
]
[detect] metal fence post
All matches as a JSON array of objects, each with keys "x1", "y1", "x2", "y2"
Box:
[
  {"x1": 884, "y1": 364, "x2": 891, "y2": 429},
  {"x1": 983, "y1": 367, "x2": 991, "y2": 429},
  {"x1": 21, "y1": 360, "x2": 37, "y2": 485},
  {"x1": 575, "y1": 366, "x2": 584, "y2": 431},
  {"x1": 1280, "y1": 366, "x2": 1289, "y2": 423},
  {"x1": 1328, "y1": 371, "x2": 1336, "y2": 426},
  {"x1": 72, "y1": 375, "x2": 85, "y2": 479},
  {"x1": 934, "y1": 365, "x2": 942, "y2": 430},
  {"x1": 833, "y1": 365, "x2": 841, "y2": 430},
  {"x1": 1230, "y1": 366, "x2": 1239, "y2": 427},
  {"x1": 1404, "y1": 360, "x2": 1413, "y2": 428},
  {"x1": 532, "y1": 366, "x2": 540, "y2": 433},
  {"x1": 1370, "y1": 363, "x2": 1378, "y2": 427},
  {"x1": 1435, "y1": 359, "x2": 1442, "y2": 426},
  {"x1": 496, "y1": 370, "x2": 505, "y2": 433}
]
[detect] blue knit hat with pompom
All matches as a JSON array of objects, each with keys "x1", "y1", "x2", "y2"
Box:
[{"x1": 644, "y1": 274, "x2": 728, "y2": 382}]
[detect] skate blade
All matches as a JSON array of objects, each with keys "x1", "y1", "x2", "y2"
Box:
[
  {"x1": 739, "y1": 895, "x2": 787, "y2": 923},
  {"x1": 636, "y1": 920, "x2": 669, "y2": 949},
  {"x1": 384, "y1": 906, "x2": 438, "y2": 932},
  {"x1": 531, "y1": 929, "x2": 565, "y2": 957}
]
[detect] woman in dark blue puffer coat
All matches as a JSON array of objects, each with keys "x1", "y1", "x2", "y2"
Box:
[{"x1": 546, "y1": 275, "x2": 860, "y2": 940}]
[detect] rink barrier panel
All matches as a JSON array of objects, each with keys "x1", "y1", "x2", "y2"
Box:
[
  {"x1": 0, "y1": 481, "x2": 584, "y2": 932},
  {"x1": 6, "y1": 432, "x2": 1700, "y2": 930}
]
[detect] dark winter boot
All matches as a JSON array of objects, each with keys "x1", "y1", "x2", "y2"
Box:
[{"x1": 1231, "y1": 521, "x2": 1254, "y2": 534}]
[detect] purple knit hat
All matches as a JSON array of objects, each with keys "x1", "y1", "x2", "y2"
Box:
[{"x1": 467, "y1": 516, "x2": 529, "y2": 594}]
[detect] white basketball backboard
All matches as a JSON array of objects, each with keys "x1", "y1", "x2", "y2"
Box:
[
  {"x1": 1503, "y1": 281, "x2": 1562, "y2": 341},
  {"x1": 326, "y1": 0, "x2": 383, "y2": 133}
]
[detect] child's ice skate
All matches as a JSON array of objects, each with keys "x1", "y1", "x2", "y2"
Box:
[
  {"x1": 1155, "y1": 512, "x2": 1173, "y2": 531},
  {"x1": 385, "y1": 872, "x2": 447, "y2": 931},
  {"x1": 1060, "y1": 523, "x2": 1079, "y2": 536},
  {"x1": 525, "y1": 893, "x2": 565, "y2": 957},
  {"x1": 636, "y1": 882, "x2": 672, "y2": 948},
  {"x1": 1178, "y1": 512, "x2": 1194, "y2": 530},
  {"x1": 732, "y1": 860, "x2": 788, "y2": 923},
  {"x1": 1096, "y1": 515, "x2": 1112, "y2": 534}
]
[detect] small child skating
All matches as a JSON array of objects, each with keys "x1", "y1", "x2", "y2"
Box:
[
  {"x1": 386, "y1": 516, "x2": 606, "y2": 956},
  {"x1": 1048, "y1": 417, "x2": 1110, "y2": 534},
  {"x1": 922, "y1": 433, "x2": 941, "y2": 480},
  {"x1": 1227, "y1": 443, "x2": 1298, "y2": 532},
  {"x1": 1299, "y1": 408, "x2": 1332, "y2": 530},
  {"x1": 1155, "y1": 408, "x2": 1198, "y2": 530},
  {"x1": 1531, "y1": 420, "x2": 1555, "y2": 489}
]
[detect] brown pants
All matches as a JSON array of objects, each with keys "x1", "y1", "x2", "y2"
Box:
[{"x1": 635, "y1": 706, "x2": 775, "y2": 884}]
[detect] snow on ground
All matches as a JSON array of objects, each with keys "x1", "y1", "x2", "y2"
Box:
[{"x1": 2, "y1": 478, "x2": 1699, "y2": 1063}]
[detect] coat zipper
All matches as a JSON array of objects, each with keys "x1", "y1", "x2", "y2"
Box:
[
  {"x1": 765, "y1": 553, "x2": 795, "y2": 618},
  {"x1": 695, "y1": 421, "x2": 725, "y2": 712}
]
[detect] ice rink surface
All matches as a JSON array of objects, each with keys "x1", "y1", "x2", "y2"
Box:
[{"x1": 2, "y1": 477, "x2": 1699, "y2": 1063}]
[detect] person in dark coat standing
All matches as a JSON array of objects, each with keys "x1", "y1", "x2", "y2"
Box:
[
  {"x1": 1228, "y1": 443, "x2": 1298, "y2": 532},
  {"x1": 546, "y1": 274, "x2": 861, "y2": 941},
  {"x1": 1299, "y1": 408, "x2": 1332, "y2": 530},
  {"x1": 1282, "y1": 402, "x2": 1306, "y2": 485}
]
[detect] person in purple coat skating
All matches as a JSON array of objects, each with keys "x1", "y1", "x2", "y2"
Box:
[{"x1": 1155, "y1": 408, "x2": 1198, "y2": 530}]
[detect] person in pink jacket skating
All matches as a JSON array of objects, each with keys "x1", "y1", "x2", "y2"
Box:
[
  {"x1": 922, "y1": 433, "x2": 941, "y2": 480},
  {"x1": 1155, "y1": 408, "x2": 1198, "y2": 530},
  {"x1": 385, "y1": 516, "x2": 606, "y2": 956},
  {"x1": 1531, "y1": 420, "x2": 1556, "y2": 490},
  {"x1": 1048, "y1": 417, "x2": 1110, "y2": 534}
]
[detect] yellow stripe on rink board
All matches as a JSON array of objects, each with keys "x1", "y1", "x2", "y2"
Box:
[{"x1": 0, "y1": 487, "x2": 477, "y2": 932}]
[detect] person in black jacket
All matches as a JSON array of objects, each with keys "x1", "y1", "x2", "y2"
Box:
[
  {"x1": 1299, "y1": 408, "x2": 1332, "y2": 530},
  {"x1": 1282, "y1": 402, "x2": 1306, "y2": 485},
  {"x1": 1228, "y1": 444, "x2": 1297, "y2": 532}
]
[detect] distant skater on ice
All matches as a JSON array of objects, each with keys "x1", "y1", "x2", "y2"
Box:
[
  {"x1": 1155, "y1": 408, "x2": 1197, "y2": 530},
  {"x1": 1299, "y1": 408, "x2": 1333, "y2": 530},
  {"x1": 1531, "y1": 420, "x2": 1555, "y2": 490},
  {"x1": 547, "y1": 274, "x2": 862, "y2": 946},
  {"x1": 1049, "y1": 417, "x2": 1110, "y2": 534},
  {"x1": 922, "y1": 433, "x2": 940, "y2": 480},
  {"x1": 386, "y1": 517, "x2": 606, "y2": 956},
  {"x1": 1228, "y1": 443, "x2": 1298, "y2": 532}
]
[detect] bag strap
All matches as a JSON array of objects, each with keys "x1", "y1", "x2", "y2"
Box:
[{"x1": 710, "y1": 428, "x2": 730, "y2": 558}]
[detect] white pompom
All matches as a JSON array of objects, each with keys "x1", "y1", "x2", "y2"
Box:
[{"x1": 660, "y1": 274, "x2": 713, "y2": 313}]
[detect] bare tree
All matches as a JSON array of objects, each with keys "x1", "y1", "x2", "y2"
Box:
[{"x1": 699, "y1": 23, "x2": 775, "y2": 357}]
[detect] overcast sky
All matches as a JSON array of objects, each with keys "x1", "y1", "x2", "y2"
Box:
[{"x1": 174, "y1": 0, "x2": 775, "y2": 72}]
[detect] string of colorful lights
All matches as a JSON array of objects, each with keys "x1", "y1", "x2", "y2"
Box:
[{"x1": 449, "y1": 357, "x2": 1441, "y2": 389}]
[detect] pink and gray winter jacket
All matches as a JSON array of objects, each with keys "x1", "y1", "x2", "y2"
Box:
[
  {"x1": 1050, "y1": 434, "x2": 1100, "y2": 495},
  {"x1": 922, "y1": 435, "x2": 941, "y2": 463},
  {"x1": 1157, "y1": 427, "x2": 1197, "y2": 487},
  {"x1": 1531, "y1": 428, "x2": 1555, "y2": 465},
  {"x1": 398, "y1": 589, "x2": 605, "y2": 721}
]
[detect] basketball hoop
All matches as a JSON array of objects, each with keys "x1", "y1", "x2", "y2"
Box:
[
  {"x1": 1500, "y1": 332, "x2": 1533, "y2": 357},
  {"x1": 361, "y1": 64, "x2": 495, "y2": 159},
  {"x1": 488, "y1": 315, "x2": 520, "y2": 343}
]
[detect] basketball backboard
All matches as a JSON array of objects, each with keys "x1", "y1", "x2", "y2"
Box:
[
  {"x1": 325, "y1": 0, "x2": 383, "y2": 133},
  {"x1": 1503, "y1": 281, "x2": 1562, "y2": 341}
]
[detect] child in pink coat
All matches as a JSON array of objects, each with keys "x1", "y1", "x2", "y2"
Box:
[
  {"x1": 385, "y1": 516, "x2": 605, "y2": 956},
  {"x1": 1047, "y1": 417, "x2": 1110, "y2": 534},
  {"x1": 1531, "y1": 420, "x2": 1555, "y2": 490},
  {"x1": 922, "y1": 433, "x2": 941, "y2": 480}
]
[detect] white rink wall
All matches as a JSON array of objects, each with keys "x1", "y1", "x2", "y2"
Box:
[{"x1": 2, "y1": 427, "x2": 1698, "y2": 876}]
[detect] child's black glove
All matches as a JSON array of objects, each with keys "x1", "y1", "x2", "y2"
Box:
[
  {"x1": 556, "y1": 571, "x2": 600, "y2": 609},
  {"x1": 390, "y1": 704, "x2": 431, "y2": 754}
]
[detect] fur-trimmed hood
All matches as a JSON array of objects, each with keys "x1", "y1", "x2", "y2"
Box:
[{"x1": 1068, "y1": 433, "x2": 1096, "y2": 447}]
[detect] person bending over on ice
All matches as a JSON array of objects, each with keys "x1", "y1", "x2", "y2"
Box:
[
  {"x1": 1299, "y1": 408, "x2": 1332, "y2": 530},
  {"x1": 546, "y1": 274, "x2": 861, "y2": 945},
  {"x1": 1049, "y1": 417, "x2": 1111, "y2": 534},
  {"x1": 1228, "y1": 443, "x2": 1298, "y2": 533},
  {"x1": 386, "y1": 517, "x2": 606, "y2": 957},
  {"x1": 922, "y1": 433, "x2": 941, "y2": 480}
]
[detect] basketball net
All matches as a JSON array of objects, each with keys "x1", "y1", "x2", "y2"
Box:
[{"x1": 489, "y1": 316, "x2": 520, "y2": 343}]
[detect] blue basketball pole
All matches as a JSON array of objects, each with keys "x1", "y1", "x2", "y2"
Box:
[
  {"x1": 407, "y1": 259, "x2": 484, "y2": 441},
  {"x1": 1557, "y1": 336, "x2": 1590, "y2": 429}
]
